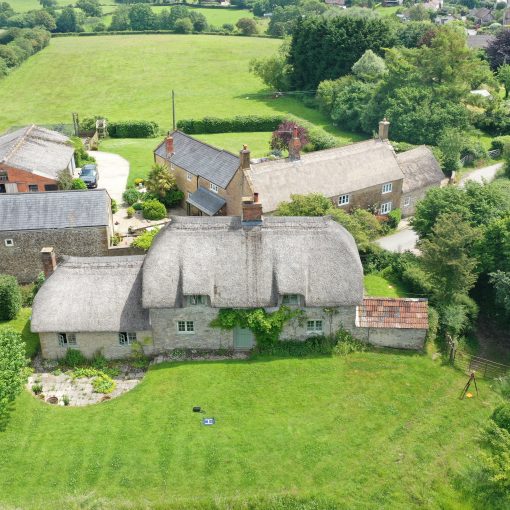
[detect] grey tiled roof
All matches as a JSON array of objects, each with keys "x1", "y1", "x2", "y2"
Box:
[
  {"x1": 0, "y1": 125, "x2": 74, "y2": 179},
  {"x1": 154, "y1": 131, "x2": 240, "y2": 189},
  {"x1": 187, "y1": 186, "x2": 226, "y2": 216},
  {"x1": 0, "y1": 189, "x2": 110, "y2": 231}
]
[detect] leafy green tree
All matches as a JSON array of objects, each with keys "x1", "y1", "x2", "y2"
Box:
[
  {"x1": 489, "y1": 271, "x2": 510, "y2": 320},
  {"x1": 352, "y1": 49, "x2": 387, "y2": 82},
  {"x1": 128, "y1": 4, "x2": 155, "y2": 31},
  {"x1": 276, "y1": 193, "x2": 331, "y2": 216},
  {"x1": 109, "y1": 6, "x2": 130, "y2": 31},
  {"x1": 56, "y1": 169, "x2": 73, "y2": 190},
  {"x1": 39, "y1": 0, "x2": 56, "y2": 7},
  {"x1": 408, "y1": 4, "x2": 431, "y2": 21},
  {"x1": 499, "y1": 65, "x2": 510, "y2": 99},
  {"x1": 76, "y1": 0, "x2": 102, "y2": 18},
  {"x1": 438, "y1": 128, "x2": 464, "y2": 175},
  {"x1": 419, "y1": 212, "x2": 481, "y2": 303},
  {"x1": 0, "y1": 275, "x2": 21, "y2": 321},
  {"x1": 478, "y1": 216, "x2": 510, "y2": 274},
  {"x1": 0, "y1": 57, "x2": 7, "y2": 78},
  {"x1": 397, "y1": 21, "x2": 436, "y2": 48},
  {"x1": 249, "y1": 40, "x2": 292, "y2": 91},
  {"x1": 56, "y1": 7, "x2": 78, "y2": 33},
  {"x1": 145, "y1": 163, "x2": 177, "y2": 199},
  {"x1": 0, "y1": 330, "x2": 28, "y2": 419},
  {"x1": 0, "y1": 46, "x2": 19, "y2": 68},
  {"x1": 174, "y1": 17, "x2": 192, "y2": 34},
  {"x1": 267, "y1": 5, "x2": 301, "y2": 37},
  {"x1": 33, "y1": 10, "x2": 56, "y2": 31},
  {"x1": 190, "y1": 11, "x2": 207, "y2": 32},
  {"x1": 236, "y1": 17, "x2": 257, "y2": 36}
]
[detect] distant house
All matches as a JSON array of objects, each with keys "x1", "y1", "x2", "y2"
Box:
[
  {"x1": 154, "y1": 131, "x2": 248, "y2": 217},
  {"x1": 397, "y1": 146, "x2": 447, "y2": 216},
  {"x1": 245, "y1": 121, "x2": 444, "y2": 217},
  {"x1": 32, "y1": 208, "x2": 428, "y2": 359},
  {"x1": 0, "y1": 125, "x2": 75, "y2": 194},
  {"x1": 382, "y1": 0, "x2": 402, "y2": 6},
  {"x1": 325, "y1": 0, "x2": 346, "y2": 6},
  {"x1": 0, "y1": 189, "x2": 113, "y2": 283},
  {"x1": 471, "y1": 7, "x2": 494, "y2": 25}
]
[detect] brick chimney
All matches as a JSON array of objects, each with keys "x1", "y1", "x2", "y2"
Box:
[
  {"x1": 242, "y1": 193, "x2": 262, "y2": 224},
  {"x1": 40, "y1": 247, "x2": 56, "y2": 278},
  {"x1": 379, "y1": 118, "x2": 390, "y2": 141},
  {"x1": 288, "y1": 125, "x2": 301, "y2": 161},
  {"x1": 240, "y1": 144, "x2": 251, "y2": 169},
  {"x1": 165, "y1": 133, "x2": 174, "y2": 155}
]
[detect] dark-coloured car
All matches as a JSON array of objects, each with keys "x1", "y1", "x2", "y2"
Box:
[{"x1": 79, "y1": 164, "x2": 99, "y2": 189}]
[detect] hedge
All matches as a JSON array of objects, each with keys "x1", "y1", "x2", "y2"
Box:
[
  {"x1": 177, "y1": 114, "x2": 339, "y2": 152},
  {"x1": 0, "y1": 274, "x2": 22, "y2": 321},
  {"x1": 108, "y1": 121, "x2": 160, "y2": 138}
]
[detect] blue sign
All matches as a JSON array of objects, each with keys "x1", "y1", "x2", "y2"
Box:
[{"x1": 202, "y1": 418, "x2": 215, "y2": 426}]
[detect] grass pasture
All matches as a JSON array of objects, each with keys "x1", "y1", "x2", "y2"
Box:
[{"x1": 0, "y1": 350, "x2": 499, "y2": 509}]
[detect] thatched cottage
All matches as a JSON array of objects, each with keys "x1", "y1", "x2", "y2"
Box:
[{"x1": 32, "y1": 200, "x2": 428, "y2": 359}]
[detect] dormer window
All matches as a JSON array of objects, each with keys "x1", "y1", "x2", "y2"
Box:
[
  {"x1": 188, "y1": 295, "x2": 206, "y2": 306},
  {"x1": 282, "y1": 294, "x2": 300, "y2": 306},
  {"x1": 210, "y1": 183, "x2": 219, "y2": 193}
]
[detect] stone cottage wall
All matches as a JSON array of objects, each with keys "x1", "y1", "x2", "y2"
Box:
[
  {"x1": 39, "y1": 331, "x2": 153, "y2": 360},
  {"x1": 355, "y1": 327, "x2": 426, "y2": 350},
  {"x1": 0, "y1": 226, "x2": 110, "y2": 283}
]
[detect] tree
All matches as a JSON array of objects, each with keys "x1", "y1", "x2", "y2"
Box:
[
  {"x1": 76, "y1": 0, "x2": 102, "y2": 18},
  {"x1": 190, "y1": 11, "x2": 207, "y2": 32},
  {"x1": 109, "y1": 6, "x2": 130, "y2": 31},
  {"x1": 33, "y1": 10, "x2": 56, "y2": 31},
  {"x1": 498, "y1": 64, "x2": 510, "y2": 99},
  {"x1": 0, "y1": 275, "x2": 22, "y2": 321},
  {"x1": 174, "y1": 17, "x2": 192, "y2": 34},
  {"x1": 236, "y1": 18, "x2": 257, "y2": 36},
  {"x1": 276, "y1": 193, "x2": 332, "y2": 216},
  {"x1": 56, "y1": 169, "x2": 73, "y2": 190},
  {"x1": 438, "y1": 128, "x2": 464, "y2": 175},
  {"x1": 487, "y1": 29, "x2": 510, "y2": 70},
  {"x1": 408, "y1": 4, "x2": 431, "y2": 21},
  {"x1": 56, "y1": 7, "x2": 78, "y2": 33},
  {"x1": 249, "y1": 40, "x2": 292, "y2": 91},
  {"x1": 270, "y1": 121, "x2": 309, "y2": 153},
  {"x1": 38, "y1": 0, "x2": 57, "y2": 7},
  {"x1": 145, "y1": 163, "x2": 177, "y2": 199},
  {"x1": 351, "y1": 49, "x2": 387, "y2": 82},
  {"x1": 489, "y1": 271, "x2": 510, "y2": 320},
  {"x1": 0, "y1": 330, "x2": 28, "y2": 419},
  {"x1": 128, "y1": 4, "x2": 155, "y2": 31},
  {"x1": 0, "y1": 46, "x2": 20, "y2": 68},
  {"x1": 419, "y1": 212, "x2": 481, "y2": 303}
]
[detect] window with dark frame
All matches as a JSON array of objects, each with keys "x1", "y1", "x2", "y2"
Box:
[
  {"x1": 119, "y1": 332, "x2": 137, "y2": 345},
  {"x1": 282, "y1": 294, "x2": 300, "y2": 306},
  {"x1": 58, "y1": 332, "x2": 77, "y2": 347},
  {"x1": 177, "y1": 320, "x2": 195, "y2": 333},
  {"x1": 28, "y1": 184, "x2": 39, "y2": 192}
]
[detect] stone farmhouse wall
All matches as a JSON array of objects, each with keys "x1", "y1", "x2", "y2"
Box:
[
  {"x1": 40, "y1": 331, "x2": 153, "y2": 360},
  {"x1": 0, "y1": 226, "x2": 110, "y2": 283},
  {"x1": 355, "y1": 326, "x2": 427, "y2": 350},
  {"x1": 400, "y1": 184, "x2": 436, "y2": 218}
]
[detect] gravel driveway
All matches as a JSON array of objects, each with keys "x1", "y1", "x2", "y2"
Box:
[{"x1": 88, "y1": 150, "x2": 129, "y2": 202}]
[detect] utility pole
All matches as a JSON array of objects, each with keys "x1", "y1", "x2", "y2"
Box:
[{"x1": 172, "y1": 90, "x2": 176, "y2": 131}]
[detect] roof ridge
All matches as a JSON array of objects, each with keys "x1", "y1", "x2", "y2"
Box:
[
  {"x1": 172, "y1": 130, "x2": 240, "y2": 160},
  {"x1": 1, "y1": 124, "x2": 35, "y2": 164}
]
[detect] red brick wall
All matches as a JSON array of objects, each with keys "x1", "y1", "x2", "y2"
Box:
[{"x1": 0, "y1": 164, "x2": 58, "y2": 192}]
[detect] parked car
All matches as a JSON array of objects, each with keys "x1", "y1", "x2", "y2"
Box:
[{"x1": 79, "y1": 164, "x2": 99, "y2": 189}]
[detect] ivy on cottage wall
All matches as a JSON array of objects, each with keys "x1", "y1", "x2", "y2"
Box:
[{"x1": 210, "y1": 307, "x2": 306, "y2": 347}]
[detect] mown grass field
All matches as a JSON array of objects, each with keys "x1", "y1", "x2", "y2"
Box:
[
  {"x1": 0, "y1": 350, "x2": 500, "y2": 510},
  {"x1": 364, "y1": 273, "x2": 410, "y2": 298},
  {"x1": 0, "y1": 35, "x2": 366, "y2": 143}
]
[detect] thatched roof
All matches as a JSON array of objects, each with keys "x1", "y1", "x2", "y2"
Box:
[
  {"x1": 247, "y1": 139, "x2": 405, "y2": 212},
  {"x1": 31, "y1": 256, "x2": 150, "y2": 333},
  {"x1": 143, "y1": 215, "x2": 364, "y2": 309},
  {"x1": 397, "y1": 146, "x2": 445, "y2": 194},
  {"x1": 0, "y1": 189, "x2": 111, "y2": 231},
  {"x1": 0, "y1": 125, "x2": 74, "y2": 179}
]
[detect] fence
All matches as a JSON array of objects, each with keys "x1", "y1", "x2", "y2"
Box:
[{"x1": 451, "y1": 349, "x2": 510, "y2": 379}]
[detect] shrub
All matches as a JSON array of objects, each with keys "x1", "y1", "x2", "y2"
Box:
[
  {"x1": 71, "y1": 178, "x2": 87, "y2": 190},
  {"x1": 62, "y1": 394, "x2": 70, "y2": 406},
  {"x1": 61, "y1": 348, "x2": 87, "y2": 368},
  {"x1": 91, "y1": 351, "x2": 108, "y2": 370},
  {"x1": 387, "y1": 208, "x2": 402, "y2": 230},
  {"x1": 0, "y1": 274, "x2": 22, "y2": 320},
  {"x1": 142, "y1": 199, "x2": 167, "y2": 220},
  {"x1": 174, "y1": 17, "x2": 192, "y2": 33},
  {"x1": 333, "y1": 328, "x2": 370, "y2": 356},
  {"x1": 19, "y1": 284, "x2": 34, "y2": 307},
  {"x1": 127, "y1": 206, "x2": 135, "y2": 218},
  {"x1": 92, "y1": 373, "x2": 115, "y2": 394},
  {"x1": 133, "y1": 201, "x2": 143, "y2": 211},
  {"x1": 123, "y1": 188, "x2": 141, "y2": 205},
  {"x1": 31, "y1": 383, "x2": 43, "y2": 395},
  {"x1": 161, "y1": 188, "x2": 184, "y2": 208},
  {"x1": 108, "y1": 120, "x2": 159, "y2": 138},
  {"x1": 134, "y1": 178, "x2": 144, "y2": 187},
  {"x1": 492, "y1": 403, "x2": 510, "y2": 432},
  {"x1": 111, "y1": 199, "x2": 118, "y2": 214},
  {"x1": 132, "y1": 227, "x2": 161, "y2": 251}
]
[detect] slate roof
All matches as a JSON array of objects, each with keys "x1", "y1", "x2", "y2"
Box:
[
  {"x1": 154, "y1": 131, "x2": 240, "y2": 189},
  {"x1": 187, "y1": 186, "x2": 226, "y2": 216},
  {"x1": 247, "y1": 139, "x2": 405, "y2": 213},
  {"x1": 397, "y1": 146, "x2": 445, "y2": 194},
  {"x1": 143, "y1": 215, "x2": 364, "y2": 309},
  {"x1": 0, "y1": 189, "x2": 111, "y2": 232},
  {"x1": 356, "y1": 298, "x2": 429, "y2": 329},
  {"x1": 31, "y1": 256, "x2": 150, "y2": 333},
  {"x1": 0, "y1": 125, "x2": 74, "y2": 179}
]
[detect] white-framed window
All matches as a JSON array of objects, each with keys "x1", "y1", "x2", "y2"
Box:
[
  {"x1": 338, "y1": 194, "x2": 350, "y2": 206},
  {"x1": 188, "y1": 295, "x2": 206, "y2": 306},
  {"x1": 0, "y1": 173, "x2": 7, "y2": 183},
  {"x1": 4, "y1": 239, "x2": 13, "y2": 247},
  {"x1": 380, "y1": 202, "x2": 392, "y2": 215},
  {"x1": 403, "y1": 197, "x2": 411, "y2": 208},
  {"x1": 187, "y1": 192, "x2": 191, "y2": 199},
  {"x1": 210, "y1": 183, "x2": 219, "y2": 193},
  {"x1": 187, "y1": 172, "x2": 192, "y2": 182},
  {"x1": 307, "y1": 320, "x2": 323, "y2": 334},
  {"x1": 177, "y1": 320, "x2": 195, "y2": 334},
  {"x1": 58, "y1": 332, "x2": 77, "y2": 347},
  {"x1": 28, "y1": 184, "x2": 38, "y2": 192},
  {"x1": 382, "y1": 183, "x2": 393, "y2": 194},
  {"x1": 119, "y1": 332, "x2": 137, "y2": 345},
  {"x1": 282, "y1": 294, "x2": 300, "y2": 306}
]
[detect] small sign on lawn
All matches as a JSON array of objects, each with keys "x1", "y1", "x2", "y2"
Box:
[{"x1": 202, "y1": 418, "x2": 215, "y2": 426}]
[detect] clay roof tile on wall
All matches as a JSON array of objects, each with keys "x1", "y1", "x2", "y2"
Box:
[{"x1": 356, "y1": 298, "x2": 429, "y2": 329}]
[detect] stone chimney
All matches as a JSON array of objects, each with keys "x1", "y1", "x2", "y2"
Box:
[
  {"x1": 240, "y1": 144, "x2": 251, "y2": 169},
  {"x1": 165, "y1": 133, "x2": 174, "y2": 154},
  {"x1": 379, "y1": 118, "x2": 390, "y2": 141},
  {"x1": 288, "y1": 125, "x2": 301, "y2": 161},
  {"x1": 40, "y1": 247, "x2": 56, "y2": 278},
  {"x1": 241, "y1": 193, "x2": 263, "y2": 224}
]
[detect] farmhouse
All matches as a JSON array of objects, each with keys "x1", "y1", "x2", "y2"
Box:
[
  {"x1": 0, "y1": 189, "x2": 113, "y2": 283},
  {"x1": 32, "y1": 199, "x2": 428, "y2": 359},
  {"x1": 0, "y1": 125, "x2": 75, "y2": 193},
  {"x1": 154, "y1": 131, "x2": 248, "y2": 216}
]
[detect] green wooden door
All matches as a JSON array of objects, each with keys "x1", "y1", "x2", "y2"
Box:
[{"x1": 233, "y1": 327, "x2": 255, "y2": 350}]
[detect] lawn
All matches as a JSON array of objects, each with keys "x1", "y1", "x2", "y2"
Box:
[
  {"x1": 8, "y1": 0, "x2": 69, "y2": 12},
  {"x1": 0, "y1": 308, "x2": 39, "y2": 358},
  {"x1": 0, "y1": 34, "x2": 366, "y2": 145},
  {"x1": 152, "y1": 6, "x2": 255, "y2": 27},
  {"x1": 364, "y1": 273, "x2": 409, "y2": 298},
  {"x1": 0, "y1": 350, "x2": 499, "y2": 509},
  {"x1": 375, "y1": 5, "x2": 401, "y2": 16}
]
